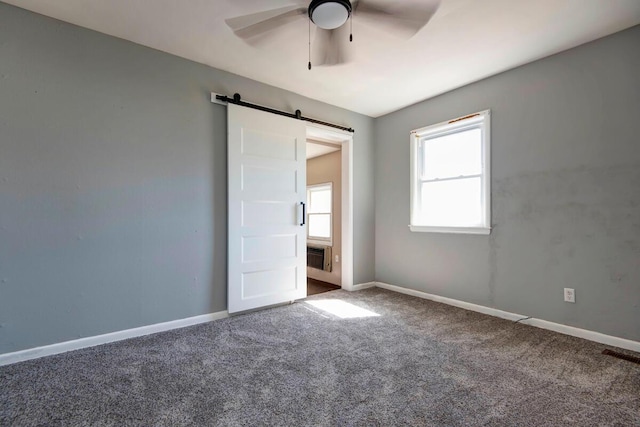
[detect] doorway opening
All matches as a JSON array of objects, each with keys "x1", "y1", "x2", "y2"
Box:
[{"x1": 305, "y1": 124, "x2": 354, "y2": 295}]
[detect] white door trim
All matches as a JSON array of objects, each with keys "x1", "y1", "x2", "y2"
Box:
[{"x1": 306, "y1": 124, "x2": 354, "y2": 291}]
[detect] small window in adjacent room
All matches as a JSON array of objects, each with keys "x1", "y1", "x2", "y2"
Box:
[
  {"x1": 410, "y1": 110, "x2": 491, "y2": 234},
  {"x1": 307, "y1": 183, "x2": 332, "y2": 245}
]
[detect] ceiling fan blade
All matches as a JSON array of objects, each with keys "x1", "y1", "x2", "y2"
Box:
[
  {"x1": 225, "y1": 6, "x2": 307, "y2": 42},
  {"x1": 312, "y1": 24, "x2": 353, "y2": 67},
  {"x1": 353, "y1": 0, "x2": 440, "y2": 38}
]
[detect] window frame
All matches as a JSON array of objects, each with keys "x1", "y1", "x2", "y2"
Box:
[
  {"x1": 409, "y1": 110, "x2": 491, "y2": 235},
  {"x1": 306, "y1": 182, "x2": 333, "y2": 246}
]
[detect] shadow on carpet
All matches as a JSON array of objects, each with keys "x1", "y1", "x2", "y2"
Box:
[{"x1": 1, "y1": 288, "x2": 639, "y2": 426}]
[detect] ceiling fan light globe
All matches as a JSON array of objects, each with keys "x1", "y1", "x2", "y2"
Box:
[{"x1": 309, "y1": 0, "x2": 351, "y2": 30}]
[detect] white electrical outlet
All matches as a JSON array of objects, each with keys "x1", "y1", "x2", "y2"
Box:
[
  {"x1": 564, "y1": 288, "x2": 576, "y2": 303},
  {"x1": 335, "y1": 255, "x2": 340, "y2": 263}
]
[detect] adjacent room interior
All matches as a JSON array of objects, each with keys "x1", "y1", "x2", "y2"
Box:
[
  {"x1": 1, "y1": 0, "x2": 639, "y2": 425},
  {"x1": 306, "y1": 140, "x2": 342, "y2": 295}
]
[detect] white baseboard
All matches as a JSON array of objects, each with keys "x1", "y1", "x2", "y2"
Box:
[
  {"x1": 0, "y1": 310, "x2": 229, "y2": 367},
  {"x1": 375, "y1": 282, "x2": 640, "y2": 353},
  {"x1": 349, "y1": 281, "x2": 377, "y2": 291},
  {"x1": 4, "y1": 284, "x2": 637, "y2": 366},
  {"x1": 522, "y1": 318, "x2": 640, "y2": 352},
  {"x1": 375, "y1": 282, "x2": 523, "y2": 322}
]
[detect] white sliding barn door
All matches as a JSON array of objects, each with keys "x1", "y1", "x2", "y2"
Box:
[{"x1": 227, "y1": 104, "x2": 307, "y2": 314}]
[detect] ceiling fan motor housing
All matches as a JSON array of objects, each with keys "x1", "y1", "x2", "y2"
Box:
[{"x1": 308, "y1": 0, "x2": 352, "y2": 30}]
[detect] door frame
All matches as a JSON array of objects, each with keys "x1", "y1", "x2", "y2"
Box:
[
  {"x1": 306, "y1": 124, "x2": 354, "y2": 291},
  {"x1": 212, "y1": 92, "x2": 356, "y2": 294}
]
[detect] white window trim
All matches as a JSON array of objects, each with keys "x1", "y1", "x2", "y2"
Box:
[
  {"x1": 409, "y1": 110, "x2": 491, "y2": 235},
  {"x1": 307, "y1": 182, "x2": 333, "y2": 246}
]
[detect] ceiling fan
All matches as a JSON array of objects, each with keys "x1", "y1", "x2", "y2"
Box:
[{"x1": 225, "y1": 0, "x2": 440, "y2": 69}]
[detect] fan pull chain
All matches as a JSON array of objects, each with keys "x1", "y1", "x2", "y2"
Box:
[
  {"x1": 308, "y1": 17, "x2": 312, "y2": 70},
  {"x1": 350, "y1": 13, "x2": 353, "y2": 42}
]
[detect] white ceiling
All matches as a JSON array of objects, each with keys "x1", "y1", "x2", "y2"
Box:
[
  {"x1": 5, "y1": 0, "x2": 640, "y2": 117},
  {"x1": 307, "y1": 141, "x2": 341, "y2": 160}
]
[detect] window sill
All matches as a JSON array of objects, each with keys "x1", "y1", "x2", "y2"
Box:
[
  {"x1": 307, "y1": 239, "x2": 332, "y2": 247},
  {"x1": 408, "y1": 225, "x2": 491, "y2": 235}
]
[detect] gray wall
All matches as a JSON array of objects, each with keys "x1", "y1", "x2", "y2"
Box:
[
  {"x1": 0, "y1": 2, "x2": 375, "y2": 354},
  {"x1": 375, "y1": 25, "x2": 640, "y2": 342}
]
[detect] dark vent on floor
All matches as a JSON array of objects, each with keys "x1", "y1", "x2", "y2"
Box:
[{"x1": 602, "y1": 349, "x2": 640, "y2": 365}]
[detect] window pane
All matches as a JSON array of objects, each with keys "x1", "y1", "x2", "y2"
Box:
[
  {"x1": 422, "y1": 128, "x2": 481, "y2": 180},
  {"x1": 309, "y1": 187, "x2": 331, "y2": 213},
  {"x1": 308, "y1": 214, "x2": 331, "y2": 238},
  {"x1": 419, "y1": 177, "x2": 482, "y2": 227}
]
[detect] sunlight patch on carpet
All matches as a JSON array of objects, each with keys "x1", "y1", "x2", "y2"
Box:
[{"x1": 305, "y1": 300, "x2": 380, "y2": 319}]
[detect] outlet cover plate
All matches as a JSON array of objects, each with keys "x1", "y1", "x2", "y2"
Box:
[{"x1": 564, "y1": 288, "x2": 576, "y2": 303}]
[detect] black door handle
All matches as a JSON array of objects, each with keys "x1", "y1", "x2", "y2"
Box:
[{"x1": 300, "y1": 202, "x2": 306, "y2": 226}]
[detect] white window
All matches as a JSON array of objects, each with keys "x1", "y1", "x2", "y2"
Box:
[
  {"x1": 410, "y1": 110, "x2": 491, "y2": 234},
  {"x1": 307, "y1": 183, "x2": 332, "y2": 245}
]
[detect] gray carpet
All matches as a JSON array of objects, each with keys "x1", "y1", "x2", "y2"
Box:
[{"x1": 1, "y1": 288, "x2": 639, "y2": 426}]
